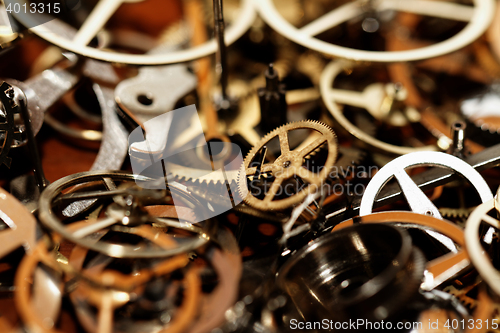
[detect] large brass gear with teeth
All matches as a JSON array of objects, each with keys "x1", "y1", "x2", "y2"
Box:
[{"x1": 237, "y1": 120, "x2": 338, "y2": 211}]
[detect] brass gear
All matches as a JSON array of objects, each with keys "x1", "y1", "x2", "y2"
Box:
[
  {"x1": 238, "y1": 120, "x2": 338, "y2": 211},
  {"x1": 439, "y1": 207, "x2": 475, "y2": 219},
  {"x1": 443, "y1": 276, "x2": 483, "y2": 309},
  {"x1": 444, "y1": 284, "x2": 478, "y2": 309},
  {"x1": 165, "y1": 161, "x2": 239, "y2": 185}
]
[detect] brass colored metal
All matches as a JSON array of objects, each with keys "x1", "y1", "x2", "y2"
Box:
[
  {"x1": 239, "y1": 120, "x2": 338, "y2": 211},
  {"x1": 38, "y1": 171, "x2": 211, "y2": 258},
  {"x1": 15, "y1": 242, "x2": 65, "y2": 333}
]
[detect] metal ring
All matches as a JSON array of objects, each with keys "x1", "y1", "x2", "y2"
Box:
[
  {"x1": 359, "y1": 151, "x2": 493, "y2": 217},
  {"x1": 277, "y1": 223, "x2": 424, "y2": 321},
  {"x1": 14, "y1": 240, "x2": 199, "y2": 333},
  {"x1": 13, "y1": 0, "x2": 256, "y2": 65},
  {"x1": 256, "y1": 0, "x2": 495, "y2": 62},
  {"x1": 38, "y1": 170, "x2": 212, "y2": 258},
  {"x1": 15, "y1": 241, "x2": 65, "y2": 333},
  {"x1": 464, "y1": 194, "x2": 500, "y2": 297},
  {"x1": 333, "y1": 211, "x2": 470, "y2": 291},
  {"x1": 320, "y1": 60, "x2": 437, "y2": 155},
  {"x1": 68, "y1": 226, "x2": 241, "y2": 333},
  {"x1": 70, "y1": 254, "x2": 199, "y2": 333}
]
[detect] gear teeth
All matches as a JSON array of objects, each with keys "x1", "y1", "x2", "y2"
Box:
[
  {"x1": 439, "y1": 207, "x2": 474, "y2": 218},
  {"x1": 443, "y1": 282, "x2": 481, "y2": 309},
  {"x1": 168, "y1": 173, "x2": 237, "y2": 186},
  {"x1": 237, "y1": 120, "x2": 338, "y2": 211},
  {"x1": 237, "y1": 163, "x2": 249, "y2": 201}
]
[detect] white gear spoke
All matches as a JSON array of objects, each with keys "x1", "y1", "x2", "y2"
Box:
[
  {"x1": 298, "y1": 0, "x2": 474, "y2": 39},
  {"x1": 328, "y1": 88, "x2": 368, "y2": 109},
  {"x1": 286, "y1": 88, "x2": 321, "y2": 104},
  {"x1": 359, "y1": 151, "x2": 493, "y2": 216},
  {"x1": 378, "y1": 0, "x2": 474, "y2": 22},
  {"x1": 481, "y1": 213, "x2": 500, "y2": 228},
  {"x1": 256, "y1": 0, "x2": 494, "y2": 63},
  {"x1": 72, "y1": 0, "x2": 126, "y2": 46},
  {"x1": 328, "y1": 83, "x2": 386, "y2": 117},
  {"x1": 299, "y1": 1, "x2": 365, "y2": 37},
  {"x1": 393, "y1": 168, "x2": 442, "y2": 218}
]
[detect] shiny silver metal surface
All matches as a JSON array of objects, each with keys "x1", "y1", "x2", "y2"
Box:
[
  {"x1": 62, "y1": 84, "x2": 129, "y2": 217},
  {"x1": 277, "y1": 223, "x2": 425, "y2": 322},
  {"x1": 39, "y1": 170, "x2": 212, "y2": 258},
  {"x1": 359, "y1": 151, "x2": 493, "y2": 218}
]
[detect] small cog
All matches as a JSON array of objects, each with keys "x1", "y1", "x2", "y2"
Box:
[
  {"x1": 237, "y1": 120, "x2": 338, "y2": 211},
  {"x1": 439, "y1": 207, "x2": 475, "y2": 219},
  {"x1": 165, "y1": 161, "x2": 239, "y2": 185}
]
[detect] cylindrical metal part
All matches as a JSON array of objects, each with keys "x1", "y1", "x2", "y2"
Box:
[
  {"x1": 258, "y1": 64, "x2": 287, "y2": 133},
  {"x1": 276, "y1": 223, "x2": 424, "y2": 325},
  {"x1": 451, "y1": 121, "x2": 466, "y2": 157}
]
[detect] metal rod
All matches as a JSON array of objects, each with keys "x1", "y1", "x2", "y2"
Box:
[
  {"x1": 213, "y1": 0, "x2": 228, "y2": 102},
  {"x1": 357, "y1": 143, "x2": 500, "y2": 210},
  {"x1": 255, "y1": 145, "x2": 267, "y2": 180},
  {"x1": 17, "y1": 87, "x2": 48, "y2": 191},
  {"x1": 325, "y1": 142, "x2": 500, "y2": 221},
  {"x1": 450, "y1": 121, "x2": 466, "y2": 157}
]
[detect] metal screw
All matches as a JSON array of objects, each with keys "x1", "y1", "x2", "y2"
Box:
[{"x1": 450, "y1": 121, "x2": 466, "y2": 157}]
